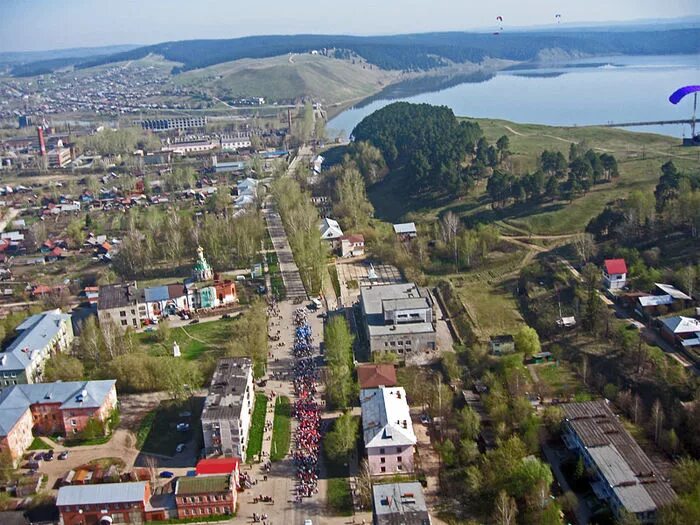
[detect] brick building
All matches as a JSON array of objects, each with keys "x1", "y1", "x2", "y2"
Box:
[
  {"x1": 174, "y1": 475, "x2": 236, "y2": 519},
  {"x1": 0, "y1": 380, "x2": 117, "y2": 465}
]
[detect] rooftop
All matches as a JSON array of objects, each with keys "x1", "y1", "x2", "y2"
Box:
[
  {"x1": 57, "y1": 481, "x2": 146, "y2": 506},
  {"x1": 372, "y1": 482, "x2": 430, "y2": 525},
  {"x1": 361, "y1": 387, "x2": 416, "y2": 448},
  {"x1": 357, "y1": 364, "x2": 398, "y2": 390},
  {"x1": 98, "y1": 281, "x2": 142, "y2": 310},
  {"x1": 562, "y1": 400, "x2": 676, "y2": 512},
  {"x1": 0, "y1": 380, "x2": 116, "y2": 436},
  {"x1": 604, "y1": 258, "x2": 627, "y2": 275},
  {"x1": 202, "y1": 358, "x2": 252, "y2": 423},
  {"x1": 393, "y1": 223, "x2": 417, "y2": 235},
  {"x1": 0, "y1": 309, "x2": 72, "y2": 374},
  {"x1": 661, "y1": 316, "x2": 700, "y2": 334},
  {"x1": 653, "y1": 283, "x2": 692, "y2": 301},
  {"x1": 196, "y1": 458, "x2": 241, "y2": 476},
  {"x1": 320, "y1": 217, "x2": 344, "y2": 239},
  {"x1": 360, "y1": 284, "x2": 435, "y2": 338},
  {"x1": 175, "y1": 475, "x2": 231, "y2": 495}
]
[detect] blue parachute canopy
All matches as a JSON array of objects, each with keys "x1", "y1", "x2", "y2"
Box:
[{"x1": 669, "y1": 85, "x2": 700, "y2": 105}]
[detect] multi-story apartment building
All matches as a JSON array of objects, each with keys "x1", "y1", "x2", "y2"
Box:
[
  {"x1": 201, "y1": 358, "x2": 254, "y2": 460},
  {"x1": 0, "y1": 309, "x2": 74, "y2": 388},
  {"x1": 141, "y1": 116, "x2": 207, "y2": 132},
  {"x1": 0, "y1": 380, "x2": 117, "y2": 466},
  {"x1": 561, "y1": 400, "x2": 676, "y2": 524},
  {"x1": 360, "y1": 283, "x2": 436, "y2": 359},
  {"x1": 98, "y1": 281, "x2": 145, "y2": 330},
  {"x1": 361, "y1": 386, "x2": 416, "y2": 476}
]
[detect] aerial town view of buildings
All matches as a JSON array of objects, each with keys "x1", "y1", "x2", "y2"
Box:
[{"x1": 0, "y1": 3, "x2": 698, "y2": 525}]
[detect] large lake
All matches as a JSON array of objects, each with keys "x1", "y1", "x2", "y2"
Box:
[{"x1": 328, "y1": 54, "x2": 700, "y2": 138}]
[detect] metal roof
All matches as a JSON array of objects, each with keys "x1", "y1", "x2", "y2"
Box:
[
  {"x1": 57, "y1": 482, "x2": 147, "y2": 506},
  {"x1": 393, "y1": 223, "x2": 417, "y2": 234},
  {"x1": 98, "y1": 282, "x2": 141, "y2": 310},
  {"x1": 361, "y1": 387, "x2": 416, "y2": 448},
  {"x1": 372, "y1": 482, "x2": 430, "y2": 525},
  {"x1": 144, "y1": 286, "x2": 169, "y2": 303},
  {"x1": 661, "y1": 316, "x2": 700, "y2": 334},
  {"x1": 654, "y1": 283, "x2": 692, "y2": 300}
]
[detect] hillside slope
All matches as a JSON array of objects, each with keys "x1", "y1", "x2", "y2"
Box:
[
  {"x1": 367, "y1": 119, "x2": 699, "y2": 235},
  {"x1": 176, "y1": 54, "x2": 399, "y2": 105}
]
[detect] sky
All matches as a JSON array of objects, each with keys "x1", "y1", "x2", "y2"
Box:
[{"x1": 0, "y1": 0, "x2": 698, "y2": 53}]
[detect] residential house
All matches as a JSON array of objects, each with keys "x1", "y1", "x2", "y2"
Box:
[
  {"x1": 357, "y1": 364, "x2": 397, "y2": 390},
  {"x1": 603, "y1": 259, "x2": 627, "y2": 291},
  {"x1": 56, "y1": 481, "x2": 169, "y2": 525},
  {"x1": 0, "y1": 309, "x2": 74, "y2": 387},
  {"x1": 489, "y1": 335, "x2": 515, "y2": 355},
  {"x1": 360, "y1": 283, "x2": 436, "y2": 360},
  {"x1": 0, "y1": 380, "x2": 117, "y2": 466},
  {"x1": 97, "y1": 282, "x2": 145, "y2": 330},
  {"x1": 201, "y1": 358, "x2": 254, "y2": 460},
  {"x1": 319, "y1": 217, "x2": 344, "y2": 245},
  {"x1": 393, "y1": 223, "x2": 417, "y2": 241},
  {"x1": 372, "y1": 482, "x2": 431, "y2": 525},
  {"x1": 340, "y1": 234, "x2": 365, "y2": 258},
  {"x1": 361, "y1": 386, "x2": 417, "y2": 476},
  {"x1": 635, "y1": 283, "x2": 693, "y2": 318},
  {"x1": 174, "y1": 475, "x2": 236, "y2": 519},
  {"x1": 659, "y1": 316, "x2": 700, "y2": 351},
  {"x1": 561, "y1": 400, "x2": 676, "y2": 524}
]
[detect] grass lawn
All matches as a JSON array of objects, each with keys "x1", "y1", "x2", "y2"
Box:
[
  {"x1": 246, "y1": 393, "x2": 268, "y2": 463},
  {"x1": 136, "y1": 410, "x2": 157, "y2": 449},
  {"x1": 135, "y1": 317, "x2": 239, "y2": 361},
  {"x1": 533, "y1": 362, "x2": 587, "y2": 399},
  {"x1": 270, "y1": 396, "x2": 291, "y2": 462},
  {"x1": 27, "y1": 437, "x2": 52, "y2": 451},
  {"x1": 327, "y1": 477, "x2": 354, "y2": 516},
  {"x1": 139, "y1": 399, "x2": 202, "y2": 456},
  {"x1": 452, "y1": 274, "x2": 524, "y2": 341}
]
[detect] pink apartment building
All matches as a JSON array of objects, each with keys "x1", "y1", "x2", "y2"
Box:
[{"x1": 360, "y1": 386, "x2": 417, "y2": 476}]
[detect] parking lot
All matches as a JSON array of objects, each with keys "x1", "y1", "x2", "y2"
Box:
[{"x1": 335, "y1": 260, "x2": 403, "y2": 306}]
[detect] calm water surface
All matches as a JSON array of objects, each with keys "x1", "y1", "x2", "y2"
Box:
[{"x1": 328, "y1": 54, "x2": 700, "y2": 138}]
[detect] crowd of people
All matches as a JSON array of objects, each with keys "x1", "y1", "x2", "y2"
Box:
[{"x1": 291, "y1": 308, "x2": 321, "y2": 501}]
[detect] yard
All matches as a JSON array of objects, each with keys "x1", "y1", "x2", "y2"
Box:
[
  {"x1": 532, "y1": 362, "x2": 587, "y2": 400},
  {"x1": 135, "y1": 317, "x2": 239, "y2": 361},
  {"x1": 270, "y1": 396, "x2": 291, "y2": 462},
  {"x1": 327, "y1": 478, "x2": 354, "y2": 516},
  {"x1": 246, "y1": 393, "x2": 268, "y2": 463},
  {"x1": 137, "y1": 398, "x2": 202, "y2": 456}
]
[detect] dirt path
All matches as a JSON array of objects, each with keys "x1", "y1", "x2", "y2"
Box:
[{"x1": 502, "y1": 124, "x2": 613, "y2": 152}]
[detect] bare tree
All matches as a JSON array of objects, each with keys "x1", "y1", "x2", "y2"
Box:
[
  {"x1": 572, "y1": 233, "x2": 597, "y2": 264},
  {"x1": 144, "y1": 455, "x2": 159, "y2": 489},
  {"x1": 440, "y1": 211, "x2": 461, "y2": 270},
  {"x1": 652, "y1": 399, "x2": 664, "y2": 445},
  {"x1": 356, "y1": 459, "x2": 373, "y2": 510},
  {"x1": 493, "y1": 490, "x2": 518, "y2": 525}
]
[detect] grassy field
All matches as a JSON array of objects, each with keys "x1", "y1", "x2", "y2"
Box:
[
  {"x1": 247, "y1": 393, "x2": 268, "y2": 463},
  {"x1": 327, "y1": 478, "x2": 354, "y2": 516},
  {"x1": 534, "y1": 362, "x2": 589, "y2": 399},
  {"x1": 177, "y1": 54, "x2": 398, "y2": 106},
  {"x1": 270, "y1": 396, "x2": 291, "y2": 462},
  {"x1": 135, "y1": 317, "x2": 239, "y2": 361},
  {"x1": 27, "y1": 437, "x2": 52, "y2": 451},
  {"x1": 369, "y1": 118, "x2": 699, "y2": 235}
]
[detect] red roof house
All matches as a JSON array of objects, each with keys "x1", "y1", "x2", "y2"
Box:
[
  {"x1": 603, "y1": 258, "x2": 628, "y2": 291},
  {"x1": 195, "y1": 458, "x2": 241, "y2": 477},
  {"x1": 357, "y1": 364, "x2": 398, "y2": 389}
]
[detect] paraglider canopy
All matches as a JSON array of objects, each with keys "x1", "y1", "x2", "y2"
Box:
[
  {"x1": 669, "y1": 85, "x2": 700, "y2": 105},
  {"x1": 496, "y1": 15, "x2": 503, "y2": 21}
]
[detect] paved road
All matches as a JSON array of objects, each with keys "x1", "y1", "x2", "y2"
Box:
[{"x1": 265, "y1": 205, "x2": 307, "y2": 299}]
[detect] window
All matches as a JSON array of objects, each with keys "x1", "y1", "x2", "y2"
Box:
[
  {"x1": 398, "y1": 341, "x2": 403, "y2": 346},
  {"x1": 397, "y1": 456, "x2": 402, "y2": 463},
  {"x1": 379, "y1": 448, "x2": 385, "y2": 454},
  {"x1": 390, "y1": 341, "x2": 395, "y2": 347},
  {"x1": 380, "y1": 466, "x2": 386, "y2": 473},
  {"x1": 120, "y1": 311, "x2": 127, "y2": 317},
  {"x1": 397, "y1": 464, "x2": 403, "y2": 471},
  {"x1": 380, "y1": 457, "x2": 386, "y2": 464},
  {"x1": 70, "y1": 419, "x2": 77, "y2": 426},
  {"x1": 132, "y1": 319, "x2": 137, "y2": 326},
  {"x1": 396, "y1": 447, "x2": 402, "y2": 453},
  {"x1": 121, "y1": 320, "x2": 127, "y2": 326}
]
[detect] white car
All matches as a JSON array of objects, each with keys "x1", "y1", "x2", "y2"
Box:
[{"x1": 304, "y1": 520, "x2": 313, "y2": 525}]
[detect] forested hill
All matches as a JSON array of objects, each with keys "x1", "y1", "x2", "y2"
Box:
[{"x1": 11, "y1": 28, "x2": 700, "y2": 76}]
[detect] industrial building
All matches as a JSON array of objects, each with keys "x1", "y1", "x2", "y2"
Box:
[{"x1": 141, "y1": 116, "x2": 207, "y2": 132}]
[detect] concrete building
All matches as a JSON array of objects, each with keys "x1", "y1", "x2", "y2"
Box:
[
  {"x1": 141, "y1": 116, "x2": 207, "y2": 132},
  {"x1": 372, "y1": 482, "x2": 431, "y2": 525},
  {"x1": 360, "y1": 283, "x2": 436, "y2": 358},
  {"x1": 489, "y1": 334, "x2": 515, "y2": 355},
  {"x1": 361, "y1": 386, "x2": 416, "y2": 476},
  {"x1": 201, "y1": 358, "x2": 254, "y2": 460},
  {"x1": 603, "y1": 259, "x2": 628, "y2": 291},
  {"x1": 174, "y1": 475, "x2": 236, "y2": 519},
  {"x1": 0, "y1": 380, "x2": 117, "y2": 466},
  {"x1": 56, "y1": 481, "x2": 169, "y2": 524},
  {"x1": 0, "y1": 309, "x2": 74, "y2": 388},
  {"x1": 561, "y1": 400, "x2": 676, "y2": 524},
  {"x1": 47, "y1": 146, "x2": 71, "y2": 168},
  {"x1": 162, "y1": 139, "x2": 216, "y2": 155},
  {"x1": 98, "y1": 282, "x2": 145, "y2": 330},
  {"x1": 220, "y1": 135, "x2": 252, "y2": 151}
]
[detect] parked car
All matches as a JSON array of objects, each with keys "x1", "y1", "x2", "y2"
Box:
[
  {"x1": 176, "y1": 423, "x2": 190, "y2": 432},
  {"x1": 175, "y1": 443, "x2": 186, "y2": 453},
  {"x1": 222, "y1": 313, "x2": 232, "y2": 319},
  {"x1": 33, "y1": 452, "x2": 44, "y2": 461},
  {"x1": 43, "y1": 452, "x2": 53, "y2": 461},
  {"x1": 159, "y1": 471, "x2": 174, "y2": 478},
  {"x1": 58, "y1": 451, "x2": 69, "y2": 460}
]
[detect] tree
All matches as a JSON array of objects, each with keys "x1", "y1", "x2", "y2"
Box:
[
  {"x1": 67, "y1": 219, "x2": 86, "y2": 248},
  {"x1": 324, "y1": 412, "x2": 359, "y2": 463},
  {"x1": 333, "y1": 164, "x2": 374, "y2": 229},
  {"x1": 440, "y1": 211, "x2": 461, "y2": 270},
  {"x1": 572, "y1": 233, "x2": 596, "y2": 264},
  {"x1": 514, "y1": 325, "x2": 541, "y2": 358},
  {"x1": 676, "y1": 265, "x2": 697, "y2": 299},
  {"x1": 44, "y1": 353, "x2": 84, "y2": 382},
  {"x1": 651, "y1": 399, "x2": 664, "y2": 445},
  {"x1": 496, "y1": 135, "x2": 510, "y2": 163},
  {"x1": 580, "y1": 263, "x2": 603, "y2": 334},
  {"x1": 493, "y1": 490, "x2": 518, "y2": 525},
  {"x1": 455, "y1": 405, "x2": 481, "y2": 441}
]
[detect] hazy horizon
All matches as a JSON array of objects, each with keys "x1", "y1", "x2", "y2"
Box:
[{"x1": 1, "y1": 0, "x2": 698, "y2": 53}]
